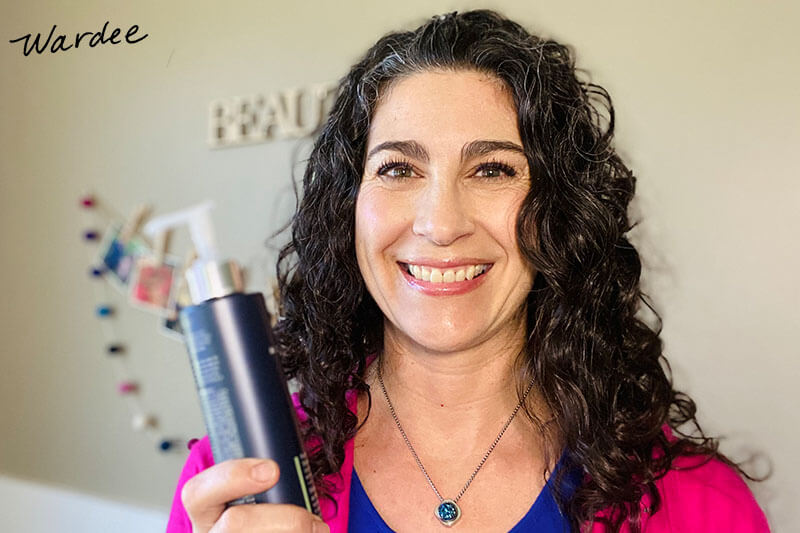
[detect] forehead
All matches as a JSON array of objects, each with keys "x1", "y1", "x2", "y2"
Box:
[{"x1": 367, "y1": 69, "x2": 521, "y2": 148}]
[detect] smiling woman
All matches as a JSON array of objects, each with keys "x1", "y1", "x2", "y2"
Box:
[
  {"x1": 168, "y1": 9, "x2": 770, "y2": 533},
  {"x1": 356, "y1": 70, "x2": 535, "y2": 357}
]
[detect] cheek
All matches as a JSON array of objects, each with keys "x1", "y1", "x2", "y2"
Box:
[
  {"x1": 355, "y1": 186, "x2": 408, "y2": 252},
  {"x1": 355, "y1": 186, "x2": 405, "y2": 285},
  {"x1": 355, "y1": 193, "x2": 381, "y2": 244}
]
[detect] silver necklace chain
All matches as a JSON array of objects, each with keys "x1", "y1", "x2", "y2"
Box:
[{"x1": 376, "y1": 361, "x2": 535, "y2": 506}]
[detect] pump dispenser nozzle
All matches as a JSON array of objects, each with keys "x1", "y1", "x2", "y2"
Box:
[{"x1": 144, "y1": 201, "x2": 243, "y2": 303}]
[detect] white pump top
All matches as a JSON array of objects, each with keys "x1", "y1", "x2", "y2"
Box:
[
  {"x1": 144, "y1": 201, "x2": 218, "y2": 260},
  {"x1": 143, "y1": 201, "x2": 243, "y2": 304}
]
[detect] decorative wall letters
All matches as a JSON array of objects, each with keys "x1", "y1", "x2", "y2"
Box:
[{"x1": 208, "y1": 81, "x2": 337, "y2": 148}]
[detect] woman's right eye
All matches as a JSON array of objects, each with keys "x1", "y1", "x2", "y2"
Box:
[{"x1": 376, "y1": 160, "x2": 415, "y2": 179}]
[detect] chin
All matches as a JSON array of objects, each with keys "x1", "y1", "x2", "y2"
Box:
[{"x1": 391, "y1": 318, "x2": 488, "y2": 355}]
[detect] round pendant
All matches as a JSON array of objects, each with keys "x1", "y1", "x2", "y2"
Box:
[{"x1": 435, "y1": 499, "x2": 461, "y2": 527}]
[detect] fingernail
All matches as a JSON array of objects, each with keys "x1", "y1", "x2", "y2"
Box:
[{"x1": 251, "y1": 461, "x2": 276, "y2": 482}]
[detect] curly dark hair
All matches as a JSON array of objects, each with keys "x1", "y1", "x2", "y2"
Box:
[{"x1": 274, "y1": 9, "x2": 762, "y2": 532}]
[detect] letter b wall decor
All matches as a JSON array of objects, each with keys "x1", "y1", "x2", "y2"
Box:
[{"x1": 208, "y1": 81, "x2": 337, "y2": 148}]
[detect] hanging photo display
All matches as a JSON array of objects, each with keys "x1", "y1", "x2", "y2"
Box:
[
  {"x1": 97, "y1": 205, "x2": 152, "y2": 290},
  {"x1": 129, "y1": 229, "x2": 178, "y2": 314},
  {"x1": 80, "y1": 194, "x2": 193, "y2": 453},
  {"x1": 80, "y1": 193, "x2": 273, "y2": 454},
  {"x1": 129, "y1": 256, "x2": 179, "y2": 312},
  {"x1": 161, "y1": 250, "x2": 196, "y2": 340}
]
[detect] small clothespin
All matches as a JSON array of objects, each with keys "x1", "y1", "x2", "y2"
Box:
[
  {"x1": 119, "y1": 204, "x2": 152, "y2": 245},
  {"x1": 184, "y1": 247, "x2": 198, "y2": 268},
  {"x1": 171, "y1": 248, "x2": 197, "y2": 310},
  {"x1": 152, "y1": 229, "x2": 172, "y2": 266},
  {"x1": 179, "y1": 247, "x2": 198, "y2": 279}
]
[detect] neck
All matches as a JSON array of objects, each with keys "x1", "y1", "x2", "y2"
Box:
[{"x1": 372, "y1": 318, "x2": 532, "y2": 440}]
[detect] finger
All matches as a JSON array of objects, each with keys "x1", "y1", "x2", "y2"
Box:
[
  {"x1": 182, "y1": 458, "x2": 280, "y2": 531},
  {"x1": 209, "y1": 503, "x2": 329, "y2": 532}
]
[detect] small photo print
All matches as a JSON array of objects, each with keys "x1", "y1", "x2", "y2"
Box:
[
  {"x1": 97, "y1": 224, "x2": 150, "y2": 291},
  {"x1": 129, "y1": 256, "x2": 179, "y2": 313},
  {"x1": 160, "y1": 268, "x2": 193, "y2": 341}
]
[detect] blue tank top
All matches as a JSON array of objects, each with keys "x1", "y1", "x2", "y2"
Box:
[{"x1": 348, "y1": 450, "x2": 582, "y2": 532}]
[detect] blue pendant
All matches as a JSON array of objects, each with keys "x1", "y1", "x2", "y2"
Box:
[{"x1": 435, "y1": 499, "x2": 461, "y2": 527}]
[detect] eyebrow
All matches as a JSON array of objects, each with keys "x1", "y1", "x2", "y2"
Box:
[{"x1": 366, "y1": 139, "x2": 525, "y2": 164}]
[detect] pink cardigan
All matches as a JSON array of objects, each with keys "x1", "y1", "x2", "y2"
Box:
[{"x1": 167, "y1": 392, "x2": 770, "y2": 532}]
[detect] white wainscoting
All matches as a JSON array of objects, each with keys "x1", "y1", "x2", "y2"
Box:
[{"x1": 0, "y1": 475, "x2": 168, "y2": 533}]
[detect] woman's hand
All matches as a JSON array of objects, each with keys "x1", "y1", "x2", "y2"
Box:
[{"x1": 181, "y1": 458, "x2": 328, "y2": 532}]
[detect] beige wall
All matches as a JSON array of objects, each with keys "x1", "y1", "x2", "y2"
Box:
[{"x1": 1, "y1": 0, "x2": 797, "y2": 530}]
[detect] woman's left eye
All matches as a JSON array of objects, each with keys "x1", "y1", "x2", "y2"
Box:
[
  {"x1": 475, "y1": 161, "x2": 517, "y2": 179},
  {"x1": 376, "y1": 160, "x2": 416, "y2": 179}
]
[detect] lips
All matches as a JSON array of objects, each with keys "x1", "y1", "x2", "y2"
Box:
[
  {"x1": 397, "y1": 261, "x2": 493, "y2": 295},
  {"x1": 400, "y1": 262, "x2": 490, "y2": 283}
]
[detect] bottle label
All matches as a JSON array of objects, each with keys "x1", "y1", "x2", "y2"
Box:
[
  {"x1": 199, "y1": 385, "x2": 245, "y2": 460},
  {"x1": 183, "y1": 319, "x2": 246, "y2": 462}
]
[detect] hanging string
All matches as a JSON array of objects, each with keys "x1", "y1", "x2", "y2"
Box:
[{"x1": 79, "y1": 192, "x2": 188, "y2": 453}]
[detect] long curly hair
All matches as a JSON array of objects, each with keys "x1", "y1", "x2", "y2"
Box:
[{"x1": 275, "y1": 9, "x2": 761, "y2": 531}]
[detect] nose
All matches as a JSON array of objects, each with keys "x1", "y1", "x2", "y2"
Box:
[{"x1": 412, "y1": 179, "x2": 475, "y2": 246}]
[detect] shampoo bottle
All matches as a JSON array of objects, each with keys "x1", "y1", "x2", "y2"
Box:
[{"x1": 144, "y1": 202, "x2": 319, "y2": 513}]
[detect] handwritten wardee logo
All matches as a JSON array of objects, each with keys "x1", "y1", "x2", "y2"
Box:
[{"x1": 9, "y1": 21, "x2": 148, "y2": 56}]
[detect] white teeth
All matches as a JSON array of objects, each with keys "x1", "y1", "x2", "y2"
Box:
[
  {"x1": 421, "y1": 266, "x2": 431, "y2": 281},
  {"x1": 405, "y1": 263, "x2": 488, "y2": 283},
  {"x1": 466, "y1": 265, "x2": 475, "y2": 280}
]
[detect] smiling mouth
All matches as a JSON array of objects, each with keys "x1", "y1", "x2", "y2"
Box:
[{"x1": 398, "y1": 262, "x2": 492, "y2": 283}]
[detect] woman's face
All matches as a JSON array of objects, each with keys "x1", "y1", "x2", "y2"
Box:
[{"x1": 356, "y1": 69, "x2": 536, "y2": 354}]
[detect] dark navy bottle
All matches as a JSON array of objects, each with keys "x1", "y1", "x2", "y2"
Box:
[
  {"x1": 144, "y1": 202, "x2": 319, "y2": 514},
  {"x1": 181, "y1": 289, "x2": 319, "y2": 512}
]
